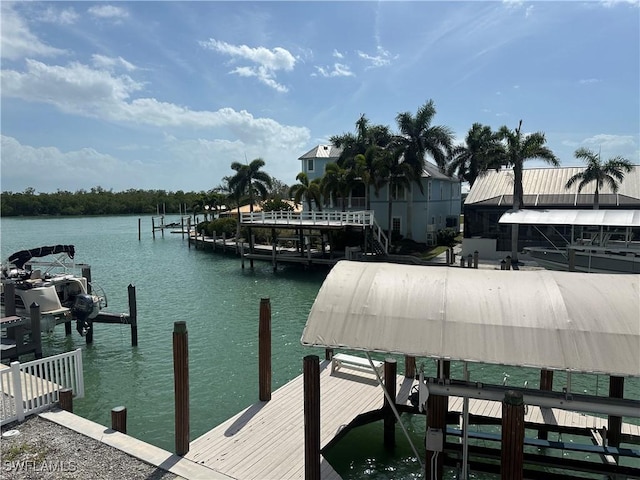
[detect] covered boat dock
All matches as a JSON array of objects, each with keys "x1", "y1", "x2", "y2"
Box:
[{"x1": 301, "y1": 261, "x2": 640, "y2": 479}]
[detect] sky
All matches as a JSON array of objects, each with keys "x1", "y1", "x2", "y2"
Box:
[{"x1": 1, "y1": 1, "x2": 639, "y2": 194}]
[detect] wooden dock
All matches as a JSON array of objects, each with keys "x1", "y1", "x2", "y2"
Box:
[
  {"x1": 186, "y1": 360, "x2": 413, "y2": 480},
  {"x1": 186, "y1": 359, "x2": 639, "y2": 480}
]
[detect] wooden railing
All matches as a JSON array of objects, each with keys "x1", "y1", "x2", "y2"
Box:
[
  {"x1": 241, "y1": 210, "x2": 377, "y2": 226},
  {"x1": 0, "y1": 348, "x2": 84, "y2": 425}
]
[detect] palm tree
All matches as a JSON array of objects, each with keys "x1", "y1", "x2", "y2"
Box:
[
  {"x1": 289, "y1": 172, "x2": 323, "y2": 211},
  {"x1": 331, "y1": 115, "x2": 393, "y2": 210},
  {"x1": 395, "y1": 100, "x2": 453, "y2": 239},
  {"x1": 228, "y1": 158, "x2": 273, "y2": 213},
  {"x1": 498, "y1": 120, "x2": 559, "y2": 262},
  {"x1": 565, "y1": 148, "x2": 633, "y2": 209},
  {"x1": 374, "y1": 146, "x2": 416, "y2": 242},
  {"x1": 321, "y1": 162, "x2": 355, "y2": 211},
  {"x1": 395, "y1": 99, "x2": 453, "y2": 176},
  {"x1": 446, "y1": 123, "x2": 505, "y2": 187}
]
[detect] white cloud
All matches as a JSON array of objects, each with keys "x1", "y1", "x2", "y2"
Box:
[
  {"x1": 357, "y1": 46, "x2": 396, "y2": 68},
  {"x1": 579, "y1": 78, "x2": 601, "y2": 85},
  {"x1": 87, "y1": 5, "x2": 129, "y2": 20},
  {"x1": 580, "y1": 134, "x2": 637, "y2": 152},
  {"x1": 200, "y1": 39, "x2": 296, "y2": 92},
  {"x1": 333, "y1": 49, "x2": 345, "y2": 59},
  {"x1": 0, "y1": 3, "x2": 67, "y2": 60},
  {"x1": 0, "y1": 135, "x2": 129, "y2": 193},
  {"x1": 0, "y1": 59, "x2": 309, "y2": 149},
  {"x1": 37, "y1": 6, "x2": 79, "y2": 25},
  {"x1": 91, "y1": 54, "x2": 137, "y2": 72},
  {"x1": 313, "y1": 64, "x2": 354, "y2": 78}
]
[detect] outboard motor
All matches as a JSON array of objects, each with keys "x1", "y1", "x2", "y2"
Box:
[{"x1": 72, "y1": 293, "x2": 95, "y2": 336}]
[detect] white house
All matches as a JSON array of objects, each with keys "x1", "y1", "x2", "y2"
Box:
[{"x1": 297, "y1": 144, "x2": 462, "y2": 244}]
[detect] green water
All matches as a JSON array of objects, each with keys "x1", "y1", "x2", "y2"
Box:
[{"x1": 1, "y1": 216, "x2": 638, "y2": 479}]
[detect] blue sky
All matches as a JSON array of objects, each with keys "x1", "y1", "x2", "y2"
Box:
[{"x1": 1, "y1": 1, "x2": 639, "y2": 194}]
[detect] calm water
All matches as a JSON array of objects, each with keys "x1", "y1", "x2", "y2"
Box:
[{"x1": 1, "y1": 215, "x2": 638, "y2": 479}]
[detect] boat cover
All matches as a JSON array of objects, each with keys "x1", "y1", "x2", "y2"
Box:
[
  {"x1": 301, "y1": 261, "x2": 640, "y2": 377},
  {"x1": 7, "y1": 245, "x2": 75, "y2": 269},
  {"x1": 498, "y1": 209, "x2": 640, "y2": 227}
]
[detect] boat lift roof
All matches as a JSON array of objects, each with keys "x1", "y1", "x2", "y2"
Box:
[
  {"x1": 301, "y1": 261, "x2": 640, "y2": 378},
  {"x1": 498, "y1": 209, "x2": 640, "y2": 227}
]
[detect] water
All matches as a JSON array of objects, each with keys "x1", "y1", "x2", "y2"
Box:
[{"x1": 1, "y1": 215, "x2": 638, "y2": 479}]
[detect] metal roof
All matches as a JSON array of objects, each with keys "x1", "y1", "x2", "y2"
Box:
[
  {"x1": 465, "y1": 166, "x2": 640, "y2": 206},
  {"x1": 301, "y1": 261, "x2": 640, "y2": 377},
  {"x1": 498, "y1": 209, "x2": 640, "y2": 227},
  {"x1": 298, "y1": 145, "x2": 342, "y2": 160}
]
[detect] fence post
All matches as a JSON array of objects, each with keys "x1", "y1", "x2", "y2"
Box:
[
  {"x1": 10, "y1": 361, "x2": 24, "y2": 422},
  {"x1": 173, "y1": 321, "x2": 189, "y2": 456},
  {"x1": 383, "y1": 359, "x2": 397, "y2": 449}
]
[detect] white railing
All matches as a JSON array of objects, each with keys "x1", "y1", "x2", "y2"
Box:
[
  {"x1": 0, "y1": 348, "x2": 84, "y2": 425},
  {"x1": 241, "y1": 210, "x2": 376, "y2": 226}
]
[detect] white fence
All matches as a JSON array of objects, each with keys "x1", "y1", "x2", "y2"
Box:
[{"x1": 1, "y1": 348, "x2": 84, "y2": 426}]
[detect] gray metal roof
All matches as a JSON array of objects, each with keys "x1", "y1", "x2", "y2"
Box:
[
  {"x1": 301, "y1": 261, "x2": 640, "y2": 377},
  {"x1": 465, "y1": 166, "x2": 640, "y2": 206},
  {"x1": 499, "y1": 209, "x2": 640, "y2": 227},
  {"x1": 298, "y1": 145, "x2": 342, "y2": 160}
]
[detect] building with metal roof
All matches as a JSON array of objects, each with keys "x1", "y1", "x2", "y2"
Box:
[
  {"x1": 463, "y1": 166, "x2": 640, "y2": 257},
  {"x1": 297, "y1": 145, "x2": 462, "y2": 244}
]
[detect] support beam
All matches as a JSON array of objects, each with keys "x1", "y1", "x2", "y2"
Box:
[{"x1": 259, "y1": 298, "x2": 272, "y2": 401}]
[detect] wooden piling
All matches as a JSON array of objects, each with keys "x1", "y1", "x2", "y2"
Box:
[
  {"x1": 82, "y1": 266, "x2": 92, "y2": 293},
  {"x1": 111, "y1": 406, "x2": 127, "y2": 434},
  {"x1": 473, "y1": 250, "x2": 479, "y2": 269},
  {"x1": 173, "y1": 321, "x2": 189, "y2": 456},
  {"x1": 460, "y1": 256, "x2": 466, "y2": 268},
  {"x1": 506, "y1": 256, "x2": 512, "y2": 270},
  {"x1": 303, "y1": 355, "x2": 321, "y2": 480},
  {"x1": 259, "y1": 298, "x2": 272, "y2": 401},
  {"x1": 152, "y1": 217, "x2": 156, "y2": 239},
  {"x1": 608, "y1": 376, "x2": 624, "y2": 448},
  {"x1": 29, "y1": 302, "x2": 42, "y2": 359},
  {"x1": 467, "y1": 254, "x2": 473, "y2": 268},
  {"x1": 59, "y1": 388, "x2": 73, "y2": 412},
  {"x1": 383, "y1": 358, "x2": 397, "y2": 449},
  {"x1": 404, "y1": 355, "x2": 416, "y2": 378},
  {"x1": 324, "y1": 348, "x2": 333, "y2": 361},
  {"x1": 501, "y1": 390, "x2": 525, "y2": 480},
  {"x1": 128, "y1": 284, "x2": 138, "y2": 347},
  {"x1": 538, "y1": 369, "x2": 554, "y2": 439},
  {"x1": 445, "y1": 248, "x2": 450, "y2": 265},
  {"x1": 138, "y1": 218, "x2": 141, "y2": 241}
]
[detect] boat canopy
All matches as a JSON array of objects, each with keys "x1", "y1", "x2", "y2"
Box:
[
  {"x1": 300, "y1": 261, "x2": 640, "y2": 378},
  {"x1": 498, "y1": 209, "x2": 640, "y2": 227},
  {"x1": 7, "y1": 245, "x2": 75, "y2": 269}
]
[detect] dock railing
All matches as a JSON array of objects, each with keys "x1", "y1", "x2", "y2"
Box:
[
  {"x1": 241, "y1": 210, "x2": 375, "y2": 226},
  {"x1": 1, "y1": 348, "x2": 84, "y2": 425}
]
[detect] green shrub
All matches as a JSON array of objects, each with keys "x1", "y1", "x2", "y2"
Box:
[{"x1": 436, "y1": 228, "x2": 458, "y2": 247}]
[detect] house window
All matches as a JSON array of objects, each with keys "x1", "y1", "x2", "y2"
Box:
[
  {"x1": 307, "y1": 159, "x2": 314, "y2": 172},
  {"x1": 390, "y1": 184, "x2": 406, "y2": 201},
  {"x1": 392, "y1": 217, "x2": 401, "y2": 235}
]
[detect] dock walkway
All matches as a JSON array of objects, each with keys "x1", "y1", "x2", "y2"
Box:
[{"x1": 186, "y1": 360, "x2": 639, "y2": 480}]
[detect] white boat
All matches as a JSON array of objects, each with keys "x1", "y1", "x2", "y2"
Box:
[
  {"x1": 1, "y1": 245, "x2": 107, "y2": 335},
  {"x1": 499, "y1": 209, "x2": 640, "y2": 274}
]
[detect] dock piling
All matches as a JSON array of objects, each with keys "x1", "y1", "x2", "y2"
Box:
[
  {"x1": 501, "y1": 390, "x2": 525, "y2": 480},
  {"x1": 404, "y1": 355, "x2": 416, "y2": 379},
  {"x1": 259, "y1": 298, "x2": 272, "y2": 401},
  {"x1": 538, "y1": 369, "x2": 554, "y2": 439},
  {"x1": 111, "y1": 406, "x2": 127, "y2": 434},
  {"x1": 59, "y1": 388, "x2": 73, "y2": 412},
  {"x1": 608, "y1": 376, "x2": 624, "y2": 449},
  {"x1": 303, "y1": 355, "x2": 321, "y2": 480},
  {"x1": 173, "y1": 321, "x2": 189, "y2": 456},
  {"x1": 128, "y1": 284, "x2": 138, "y2": 347},
  {"x1": 29, "y1": 302, "x2": 43, "y2": 359},
  {"x1": 383, "y1": 358, "x2": 397, "y2": 449}
]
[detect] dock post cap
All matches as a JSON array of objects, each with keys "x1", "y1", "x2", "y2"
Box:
[
  {"x1": 173, "y1": 321, "x2": 187, "y2": 333},
  {"x1": 503, "y1": 390, "x2": 524, "y2": 406}
]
